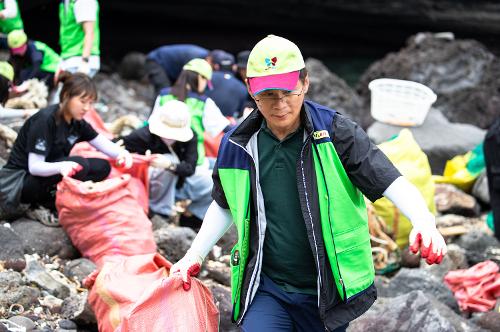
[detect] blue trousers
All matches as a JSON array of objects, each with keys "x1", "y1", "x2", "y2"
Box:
[{"x1": 241, "y1": 274, "x2": 348, "y2": 332}]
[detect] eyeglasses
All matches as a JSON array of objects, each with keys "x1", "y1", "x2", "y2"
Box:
[{"x1": 254, "y1": 87, "x2": 304, "y2": 103}]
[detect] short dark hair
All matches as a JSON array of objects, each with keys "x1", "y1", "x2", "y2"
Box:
[{"x1": 58, "y1": 71, "x2": 97, "y2": 103}]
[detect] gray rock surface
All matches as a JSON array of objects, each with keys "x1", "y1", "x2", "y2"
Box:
[
  {"x1": 60, "y1": 292, "x2": 96, "y2": 325},
  {"x1": 305, "y1": 58, "x2": 370, "y2": 128},
  {"x1": 475, "y1": 312, "x2": 500, "y2": 332},
  {"x1": 358, "y1": 33, "x2": 500, "y2": 129},
  {"x1": 1, "y1": 285, "x2": 41, "y2": 308},
  {"x1": 94, "y1": 73, "x2": 153, "y2": 123},
  {"x1": 7, "y1": 316, "x2": 36, "y2": 331},
  {"x1": 376, "y1": 268, "x2": 458, "y2": 311},
  {"x1": 0, "y1": 224, "x2": 24, "y2": 261},
  {"x1": 348, "y1": 291, "x2": 456, "y2": 332},
  {"x1": 154, "y1": 225, "x2": 196, "y2": 263},
  {"x1": 149, "y1": 214, "x2": 171, "y2": 231},
  {"x1": 62, "y1": 259, "x2": 96, "y2": 284},
  {"x1": 10, "y1": 218, "x2": 79, "y2": 259},
  {"x1": 455, "y1": 230, "x2": 500, "y2": 265},
  {"x1": 57, "y1": 319, "x2": 77, "y2": 330},
  {"x1": 205, "y1": 260, "x2": 230, "y2": 287},
  {"x1": 425, "y1": 294, "x2": 487, "y2": 332},
  {"x1": 25, "y1": 258, "x2": 71, "y2": 299},
  {"x1": 367, "y1": 108, "x2": 485, "y2": 173}
]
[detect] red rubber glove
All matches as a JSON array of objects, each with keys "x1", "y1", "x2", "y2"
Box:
[
  {"x1": 170, "y1": 250, "x2": 204, "y2": 291},
  {"x1": 59, "y1": 162, "x2": 83, "y2": 177},
  {"x1": 409, "y1": 215, "x2": 447, "y2": 265}
]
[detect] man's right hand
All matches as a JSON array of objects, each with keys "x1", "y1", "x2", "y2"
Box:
[
  {"x1": 59, "y1": 161, "x2": 83, "y2": 177},
  {"x1": 170, "y1": 250, "x2": 204, "y2": 291}
]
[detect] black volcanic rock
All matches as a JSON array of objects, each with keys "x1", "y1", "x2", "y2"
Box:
[{"x1": 358, "y1": 33, "x2": 500, "y2": 129}]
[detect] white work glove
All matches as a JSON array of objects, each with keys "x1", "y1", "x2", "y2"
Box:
[
  {"x1": 115, "y1": 150, "x2": 133, "y2": 169},
  {"x1": 150, "y1": 154, "x2": 176, "y2": 170},
  {"x1": 409, "y1": 212, "x2": 447, "y2": 265},
  {"x1": 59, "y1": 161, "x2": 83, "y2": 177},
  {"x1": 170, "y1": 250, "x2": 204, "y2": 291},
  {"x1": 77, "y1": 59, "x2": 90, "y2": 76}
]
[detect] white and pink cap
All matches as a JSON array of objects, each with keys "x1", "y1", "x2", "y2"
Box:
[{"x1": 248, "y1": 71, "x2": 300, "y2": 95}]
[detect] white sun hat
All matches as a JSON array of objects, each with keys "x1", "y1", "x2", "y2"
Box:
[{"x1": 148, "y1": 100, "x2": 193, "y2": 142}]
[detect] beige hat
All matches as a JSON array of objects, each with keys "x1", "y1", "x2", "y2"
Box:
[{"x1": 148, "y1": 100, "x2": 193, "y2": 142}]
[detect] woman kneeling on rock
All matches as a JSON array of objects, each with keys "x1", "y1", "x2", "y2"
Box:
[
  {"x1": 0, "y1": 72, "x2": 132, "y2": 225},
  {"x1": 119, "y1": 100, "x2": 213, "y2": 223}
]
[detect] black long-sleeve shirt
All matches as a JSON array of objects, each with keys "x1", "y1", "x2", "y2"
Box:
[{"x1": 119, "y1": 126, "x2": 198, "y2": 187}]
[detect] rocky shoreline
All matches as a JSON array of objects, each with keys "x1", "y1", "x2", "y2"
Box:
[{"x1": 1, "y1": 32, "x2": 499, "y2": 331}]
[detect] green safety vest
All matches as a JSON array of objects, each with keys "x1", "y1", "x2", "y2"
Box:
[
  {"x1": 34, "y1": 41, "x2": 61, "y2": 73},
  {"x1": 158, "y1": 90, "x2": 207, "y2": 166},
  {"x1": 59, "y1": 0, "x2": 100, "y2": 59},
  {"x1": 217, "y1": 102, "x2": 374, "y2": 322},
  {"x1": 0, "y1": 0, "x2": 23, "y2": 33}
]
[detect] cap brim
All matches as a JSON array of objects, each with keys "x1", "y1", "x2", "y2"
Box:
[
  {"x1": 149, "y1": 115, "x2": 194, "y2": 142},
  {"x1": 248, "y1": 71, "x2": 300, "y2": 95},
  {"x1": 10, "y1": 44, "x2": 27, "y2": 55}
]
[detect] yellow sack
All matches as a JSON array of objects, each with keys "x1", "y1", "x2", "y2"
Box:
[
  {"x1": 433, "y1": 152, "x2": 476, "y2": 191},
  {"x1": 372, "y1": 129, "x2": 437, "y2": 248}
]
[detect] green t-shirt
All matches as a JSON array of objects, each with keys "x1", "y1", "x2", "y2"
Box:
[{"x1": 258, "y1": 123, "x2": 317, "y2": 295}]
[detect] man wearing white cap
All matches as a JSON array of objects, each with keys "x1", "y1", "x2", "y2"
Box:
[
  {"x1": 119, "y1": 100, "x2": 212, "y2": 221},
  {"x1": 172, "y1": 35, "x2": 447, "y2": 331}
]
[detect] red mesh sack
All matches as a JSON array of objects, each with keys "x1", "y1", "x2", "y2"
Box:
[
  {"x1": 56, "y1": 175, "x2": 157, "y2": 267},
  {"x1": 84, "y1": 253, "x2": 219, "y2": 332},
  {"x1": 70, "y1": 142, "x2": 152, "y2": 213},
  {"x1": 444, "y1": 260, "x2": 500, "y2": 312}
]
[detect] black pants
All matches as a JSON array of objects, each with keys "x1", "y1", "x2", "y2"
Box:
[
  {"x1": 484, "y1": 117, "x2": 500, "y2": 240},
  {"x1": 21, "y1": 156, "x2": 111, "y2": 209},
  {"x1": 145, "y1": 59, "x2": 172, "y2": 100}
]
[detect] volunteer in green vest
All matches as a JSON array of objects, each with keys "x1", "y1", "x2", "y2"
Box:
[
  {"x1": 7, "y1": 30, "x2": 61, "y2": 90},
  {"x1": 0, "y1": 61, "x2": 36, "y2": 119},
  {"x1": 153, "y1": 58, "x2": 229, "y2": 168},
  {"x1": 59, "y1": 0, "x2": 100, "y2": 77},
  {"x1": 0, "y1": 0, "x2": 23, "y2": 33},
  {"x1": 171, "y1": 35, "x2": 447, "y2": 331}
]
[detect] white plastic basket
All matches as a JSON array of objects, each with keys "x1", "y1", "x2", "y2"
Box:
[{"x1": 368, "y1": 78, "x2": 437, "y2": 126}]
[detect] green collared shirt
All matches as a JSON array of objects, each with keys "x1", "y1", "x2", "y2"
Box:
[{"x1": 258, "y1": 120, "x2": 317, "y2": 295}]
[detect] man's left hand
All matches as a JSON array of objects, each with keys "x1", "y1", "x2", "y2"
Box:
[{"x1": 409, "y1": 216, "x2": 447, "y2": 265}]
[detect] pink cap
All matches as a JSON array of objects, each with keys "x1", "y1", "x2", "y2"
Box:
[
  {"x1": 11, "y1": 43, "x2": 27, "y2": 56},
  {"x1": 248, "y1": 71, "x2": 300, "y2": 95}
]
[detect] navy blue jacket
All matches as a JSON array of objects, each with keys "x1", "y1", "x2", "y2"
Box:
[
  {"x1": 206, "y1": 71, "x2": 248, "y2": 118},
  {"x1": 10, "y1": 41, "x2": 47, "y2": 85},
  {"x1": 147, "y1": 44, "x2": 209, "y2": 82}
]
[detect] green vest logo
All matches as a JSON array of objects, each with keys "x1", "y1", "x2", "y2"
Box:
[{"x1": 313, "y1": 130, "x2": 329, "y2": 140}]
